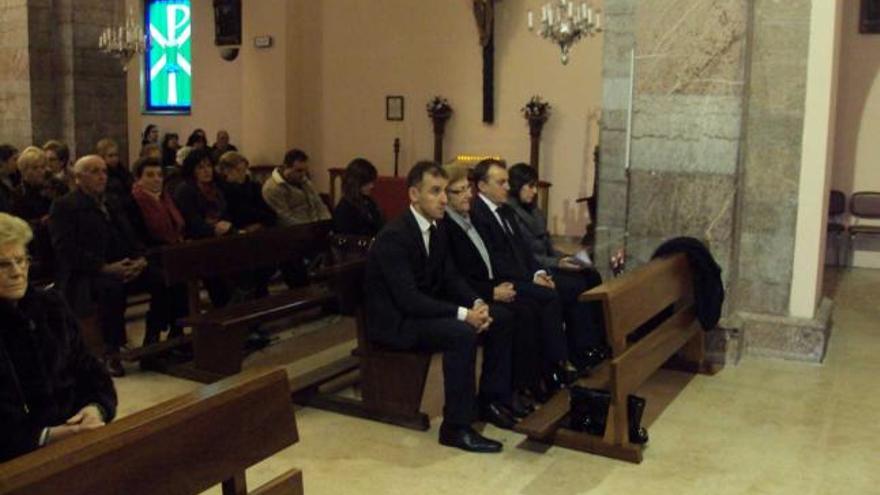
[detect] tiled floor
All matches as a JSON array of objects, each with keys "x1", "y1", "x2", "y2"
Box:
[{"x1": 114, "y1": 267, "x2": 880, "y2": 494}]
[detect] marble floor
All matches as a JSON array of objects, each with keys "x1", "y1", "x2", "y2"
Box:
[{"x1": 114, "y1": 267, "x2": 880, "y2": 495}]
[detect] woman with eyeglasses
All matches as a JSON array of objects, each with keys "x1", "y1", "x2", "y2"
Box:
[{"x1": 0, "y1": 212, "x2": 117, "y2": 461}]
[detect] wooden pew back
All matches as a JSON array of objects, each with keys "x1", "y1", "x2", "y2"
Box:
[
  {"x1": 158, "y1": 221, "x2": 333, "y2": 286},
  {"x1": 583, "y1": 253, "x2": 693, "y2": 356},
  {"x1": 0, "y1": 368, "x2": 301, "y2": 495},
  {"x1": 516, "y1": 253, "x2": 706, "y2": 463}
]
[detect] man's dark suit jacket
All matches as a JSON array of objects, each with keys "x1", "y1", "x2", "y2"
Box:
[
  {"x1": 49, "y1": 189, "x2": 143, "y2": 316},
  {"x1": 364, "y1": 208, "x2": 478, "y2": 349},
  {"x1": 471, "y1": 196, "x2": 541, "y2": 283}
]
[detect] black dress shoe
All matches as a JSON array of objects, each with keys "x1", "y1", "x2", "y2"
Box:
[
  {"x1": 572, "y1": 346, "x2": 609, "y2": 374},
  {"x1": 480, "y1": 402, "x2": 518, "y2": 430},
  {"x1": 103, "y1": 355, "x2": 125, "y2": 378},
  {"x1": 438, "y1": 423, "x2": 503, "y2": 453},
  {"x1": 544, "y1": 364, "x2": 576, "y2": 392},
  {"x1": 509, "y1": 395, "x2": 536, "y2": 419}
]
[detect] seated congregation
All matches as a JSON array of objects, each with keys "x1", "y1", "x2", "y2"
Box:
[{"x1": 1, "y1": 127, "x2": 719, "y2": 478}]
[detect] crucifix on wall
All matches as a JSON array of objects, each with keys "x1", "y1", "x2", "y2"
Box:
[{"x1": 473, "y1": 0, "x2": 498, "y2": 123}]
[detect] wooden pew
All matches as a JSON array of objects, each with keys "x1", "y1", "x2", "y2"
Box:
[
  {"x1": 0, "y1": 367, "x2": 303, "y2": 495},
  {"x1": 292, "y1": 241, "x2": 432, "y2": 431},
  {"x1": 154, "y1": 221, "x2": 351, "y2": 382},
  {"x1": 514, "y1": 253, "x2": 712, "y2": 463}
]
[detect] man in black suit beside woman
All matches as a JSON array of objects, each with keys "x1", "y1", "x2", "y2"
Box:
[
  {"x1": 440, "y1": 161, "x2": 571, "y2": 408},
  {"x1": 363, "y1": 161, "x2": 516, "y2": 453},
  {"x1": 470, "y1": 159, "x2": 604, "y2": 376}
]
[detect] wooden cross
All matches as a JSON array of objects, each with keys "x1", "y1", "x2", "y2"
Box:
[{"x1": 473, "y1": 0, "x2": 498, "y2": 124}]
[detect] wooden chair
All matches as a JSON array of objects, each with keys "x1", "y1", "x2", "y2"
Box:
[
  {"x1": 0, "y1": 367, "x2": 303, "y2": 495},
  {"x1": 514, "y1": 253, "x2": 712, "y2": 463}
]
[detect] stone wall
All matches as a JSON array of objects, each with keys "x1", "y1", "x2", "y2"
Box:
[
  {"x1": 0, "y1": 0, "x2": 34, "y2": 147},
  {"x1": 597, "y1": 0, "x2": 829, "y2": 361},
  {"x1": 0, "y1": 0, "x2": 127, "y2": 158},
  {"x1": 596, "y1": 0, "x2": 748, "y2": 288}
]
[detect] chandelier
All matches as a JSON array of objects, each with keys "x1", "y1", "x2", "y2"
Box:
[
  {"x1": 98, "y1": 7, "x2": 145, "y2": 71},
  {"x1": 527, "y1": 0, "x2": 602, "y2": 65}
]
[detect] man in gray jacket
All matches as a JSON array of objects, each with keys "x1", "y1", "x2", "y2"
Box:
[{"x1": 261, "y1": 148, "x2": 331, "y2": 226}]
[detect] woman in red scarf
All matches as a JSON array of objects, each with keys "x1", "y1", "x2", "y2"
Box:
[{"x1": 131, "y1": 156, "x2": 185, "y2": 245}]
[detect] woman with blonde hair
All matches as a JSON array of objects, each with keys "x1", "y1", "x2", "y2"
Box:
[{"x1": 0, "y1": 212, "x2": 117, "y2": 461}]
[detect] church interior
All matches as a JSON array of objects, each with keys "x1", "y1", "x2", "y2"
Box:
[{"x1": 1, "y1": 0, "x2": 879, "y2": 494}]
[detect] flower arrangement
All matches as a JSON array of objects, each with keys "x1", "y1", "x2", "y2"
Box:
[
  {"x1": 426, "y1": 96, "x2": 453, "y2": 120},
  {"x1": 521, "y1": 95, "x2": 551, "y2": 121}
]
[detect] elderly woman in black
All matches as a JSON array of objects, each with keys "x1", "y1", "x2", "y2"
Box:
[
  {"x1": 332, "y1": 158, "x2": 384, "y2": 237},
  {"x1": 0, "y1": 212, "x2": 117, "y2": 461},
  {"x1": 506, "y1": 163, "x2": 607, "y2": 369}
]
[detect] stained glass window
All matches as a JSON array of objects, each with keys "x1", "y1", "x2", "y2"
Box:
[{"x1": 144, "y1": 0, "x2": 192, "y2": 114}]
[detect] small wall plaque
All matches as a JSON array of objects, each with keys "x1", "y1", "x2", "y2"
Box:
[
  {"x1": 253, "y1": 35, "x2": 273, "y2": 48},
  {"x1": 386, "y1": 96, "x2": 404, "y2": 121}
]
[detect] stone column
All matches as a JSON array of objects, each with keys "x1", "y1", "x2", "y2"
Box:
[
  {"x1": 0, "y1": 0, "x2": 128, "y2": 158},
  {"x1": 0, "y1": 0, "x2": 36, "y2": 147},
  {"x1": 596, "y1": 0, "x2": 830, "y2": 362},
  {"x1": 596, "y1": 0, "x2": 747, "y2": 284}
]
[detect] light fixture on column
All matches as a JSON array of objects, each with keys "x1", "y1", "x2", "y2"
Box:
[
  {"x1": 527, "y1": 0, "x2": 602, "y2": 65},
  {"x1": 98, "y1": 7, "x2": 145, "y2": 71}
]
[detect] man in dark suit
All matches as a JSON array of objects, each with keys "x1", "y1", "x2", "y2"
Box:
[
  {"x1": 49, "y1": 155, "x2": 181, "y2": 377},
  {"x1": 441, "y1": 163, "x2": 569, "y2": 407},
  {"x1": 364, "y1": 161, "x2": 513, "y2": 453},
  {"x1": 466, "y1": 160, "x2": 575, "y2": 391}
]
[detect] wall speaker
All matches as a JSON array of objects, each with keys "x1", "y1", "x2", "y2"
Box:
[{"x1": 214, "y1": 0, "x2": 242, "y2": 46}]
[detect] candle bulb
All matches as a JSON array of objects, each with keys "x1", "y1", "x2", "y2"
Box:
[
  {"x1": 568, "y1": 2, "x2": 573, "y2": 18},
  {"x1": 596, "y1": 12, "x2": 601, "y2": 29},
  {"x1": 588, "y1": 8, "x2": 593, "y2": 24},
  {"x1": 528, "y1": 11, "x2": 534, "y2": 29}
]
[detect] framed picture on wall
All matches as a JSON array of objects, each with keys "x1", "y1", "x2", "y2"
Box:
[
  {"x1": 386, "y1": 96, "x2": 404, "y2": 121},
  {"x1": 861, "y1": 0, "x2": 880, "y2": 33}
]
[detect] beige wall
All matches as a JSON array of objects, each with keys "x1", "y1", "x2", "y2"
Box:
[
  {"x1": 126, "y1": 0, "x2": 243, "y2": 163},
  {"x1": 124, "y1": 0, "x2": 603, "y2": 235},
  {"x1": 299, "y1": 0, "x2": 603, "y2": 236},
  {"x1": 790, "y1": 0, "x2": 841, "y2": 318},
  {"x1": 832, "y1": 0, "x2": 880, "y2": 267}
]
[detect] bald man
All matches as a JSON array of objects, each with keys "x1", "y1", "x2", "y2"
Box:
[{"x1": 49, "y1": 156, "x2": 181, "y2": 376}]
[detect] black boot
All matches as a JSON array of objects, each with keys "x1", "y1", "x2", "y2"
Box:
[
  {"x1": 627, "y1": 395, "x2": 649, "y2": 444},
  {"x1": 569, "y1": 386, "x2": 611, "y2": 436}
]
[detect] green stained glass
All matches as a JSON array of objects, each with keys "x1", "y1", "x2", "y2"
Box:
[{"x1": 145, "y1": 0, "x2": 192, "y2": 112}]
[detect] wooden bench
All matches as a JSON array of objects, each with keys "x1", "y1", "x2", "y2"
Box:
[
  {"x1": 514, "y1": 253, "x2": 712, "y2": 463},
  {"x1": 0, "y1": 367, "x2": 303, "y2": 495},
  {"x1": 153, "y1": 221, "x2": 354, "y2": 382},
  {"x1": 292, "y1": 244, "x2": 433, "y2": 431}
]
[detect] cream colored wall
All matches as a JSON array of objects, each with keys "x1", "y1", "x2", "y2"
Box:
[
  {"x1": 790, "y1": 0, "x2": 841, "y2": 319},
  {"x1": 832, "y1": 0, "x2": 880, "y2": 268},
  {"x1": 125, "y1": 0, "x2": 603, "y2": 236},
  {"x1": 240, "y1": 0, "x2": 288, "y2": 165},
  {"x1": 295, "y1": 0, "x2": 604, "y2": 236},
  {"x1": 126, "y1": 0, "x2": 243, "y2": 164}
]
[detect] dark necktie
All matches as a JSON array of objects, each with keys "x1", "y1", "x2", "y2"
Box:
[
  {"x1": 428, "y1": 224, "x2": 438, "y2": 257},
  {"x1": 497, "y1": 205, "x2": 515, "y2": 236}
]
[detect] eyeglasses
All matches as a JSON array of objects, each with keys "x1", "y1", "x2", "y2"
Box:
[
  {"x1": 0, "y1": 256, "x2": 31, "y2": 274},
  {"x1": 446, "y1": 187, "x2": 469, "y2": 195}
]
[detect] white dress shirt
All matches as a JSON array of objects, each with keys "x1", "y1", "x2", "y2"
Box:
[{"x1": 410, "y1": 205, "x2": 470, "y2": 321}]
